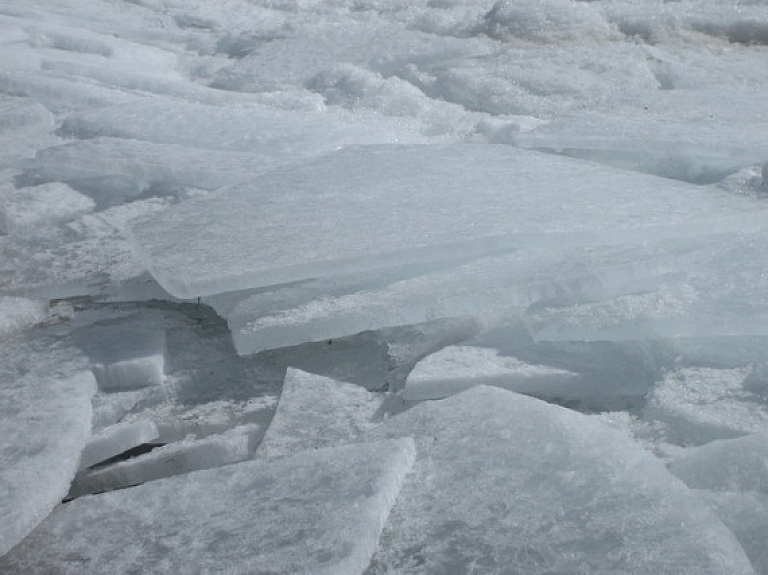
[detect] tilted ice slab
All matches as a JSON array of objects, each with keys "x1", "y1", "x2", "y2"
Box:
[
  {"x1": 644, "y1": 367, "x2": 768, "y2": 446},
  {"x1": 362, "y1": 386, "x2": 754, "y2": 575},
  {"x1": 1, "y1": 438, "x2": 416, "y2": 575},
  {"x1": 402, "y1": 345, "x2": 580, "y2": 401},
  {"x1": 0, "y1": 337, "x2": 96, "y2": 556},
  {"x1": 78, "y1": 420, "x2": 159, "y2": 470},
  {"x1": 258, "y1": 368, "x2": 384, "y2": 457},
  {"x1": 69, "y1": 424, "x2": 259, "y2": 499},
  {"x1": 516, "y1": 90, "x2": 768, "y2": 184},
  {"x1": 131, "y1": 144, "x2": 768, "y2": 300},
  {"x1": 229, "y1": 240, "x2": 705, "y2": 355},
  {"x1": 60, "y1": 100, "x2": 423, "y2": 154},
  {"x1": 527, "y1": 232, "x2": 768, "y2": 343}
]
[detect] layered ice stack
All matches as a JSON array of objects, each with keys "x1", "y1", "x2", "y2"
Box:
[{"x1": 3, "y1": 0, "x2": 768, "y2": 572}]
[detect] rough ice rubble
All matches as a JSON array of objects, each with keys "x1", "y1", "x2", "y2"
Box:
[
  {"x1": 362, "y1": 385, "x2": 754, "y2": 575},
  {"x1": 0, "y1": 337, "x2": 96, "y2": 556},
  {"x1": 0, "y1": 438, "x2": 416, "y2": 575},
  {"x1": 0, "y1": 296, "x2": 48, "y2": 338},
  {"x1": 130, "y1": 144, "x2": 767, "y2": 300}
]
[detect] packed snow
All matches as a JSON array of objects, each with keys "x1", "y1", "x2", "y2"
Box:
[{"x1": 3, "y1": 0, "x2": 768, "y2": 572}]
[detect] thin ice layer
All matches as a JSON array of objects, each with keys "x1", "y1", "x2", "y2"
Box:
[
  {"x1": 258, "y1": 368, "x2": 384, "y2": 457},
  {"x1": 131, "y1": 144, "x2": 768, "y2": 300},
  {"x1": 78, "y1": 420, "x2": 160, "y2": 470},
  {"x1": 1, "y1": 438, "x2": 416, "y2": 575},
  {"x1": 362, "y1": 385, "x2": 754, "y2": 575},
  {"x1": 0, "y1": 337, "x2": 96, "y2": 556},
  {"x1": 402, "y1": 345, "x2": 579, "y2": 401}
]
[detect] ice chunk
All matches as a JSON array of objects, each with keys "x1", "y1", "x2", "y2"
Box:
[
  {"x1": 131, "y1": 145, "x2": 768, "y2": 300},
  {"x1": 258, "y1": 368, "x2": 384, "y2": 457},
  {"x1": 670, "y1": 434, "x2": 768, "y2": 494},
  {"x1": 78, "y1": 420, "x2": 160, "y2": 470},
  {"x1": 1, "y1": 438, "x2": 416, "y2": 575},
  {"x1": 60, "y1": 100, "x2": 423, "y2": 153},
  {"x1": 402, "y1": 345, "x2": 580, "y2": 401},
  {"x1": 362, "y1": 386, "x2": 753, "y2": 575},
  {"x1": 0, "y1": 181, "x2": 95, "y2": 233},
  {"x1": 0, "y1": 296, "x2": 48, "y2": 337},
  {"x1": 71, "y1": 312, "x2": 166, "y2": 392},
  {"x1": 69, "y1": 424, "x2": 259, "y2": 499},
  {"x1": 0, "y1": 336, "x2": 96, "y2": 556},
  {"x1": 644, "y1": 367, "x2": 768, "y2": 446}
]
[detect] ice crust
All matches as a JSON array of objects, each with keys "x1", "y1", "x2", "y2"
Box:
[
  {"x1": 258, "y1": 368, "x2": 384, "y2": 457},
  {"x1": 0, "y1": 337, "x2": 96, "y2": 557},
  {"x1": 403, "y1": 345, "x2": 580, "y2": 401},
  {"x1": 131, "y1": 144, "x2": 767, "y2": 300},
  {"x1": 1, "y1": 438, "x2": 417, "y2": 575},
  {"x1": 362, "y1": 385, "x2": 753, "y2": 575}
]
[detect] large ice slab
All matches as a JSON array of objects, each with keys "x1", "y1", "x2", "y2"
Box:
[
  {"x1": 1, "y1": 438, "x2": 416, "y2": 575},
  {"x1": 362, "y1": 385, "x2": 753, "y2": 575},
  {"x1": 0, "y1": 337, "x2": 96, "y2": 556},
  {"x1": 402, "y1": 345, "x2": 580, "y2": 401},
  {"x1": 131, "y1": 144, "x2": 768, "y2": 300},
  {"x1": 258, "y1": 368, "x2": 384, "y2": 457}
]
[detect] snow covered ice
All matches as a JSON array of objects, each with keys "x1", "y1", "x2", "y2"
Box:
[{"x1": 4, "y1": 0, "x2": 768, "y2": 572}]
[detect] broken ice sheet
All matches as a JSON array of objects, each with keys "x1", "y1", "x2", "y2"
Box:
[
  {"x1": 362, "y1": 385, "x2": 753, "y2": 575},
  {"x1": 257, "y1": 368, "x2": 384, "y2": 457},
  {"x1": 131, "y1": 144, "x2": 768, "y2": 300},
  {"x1": 0, "y1": 295, "x2": 48, "y2": 338},
  {"x1": 0, "y1": 337, "x2": 96, "y2": 556},
  {"x1": 1, "y1": 438, "x2": 416, "y2": 575},
  {"x1": 78, "y1": 420, "x2": 159, "y2": 471}
]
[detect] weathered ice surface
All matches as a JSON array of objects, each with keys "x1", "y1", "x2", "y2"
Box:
[
  {"x1": 130, "y1": 144, "x2": 767, "y2": 299},
  {"x1": 257, "y1": 368, "x2": 384, "y2": 457},
  {"x1": 0, "y1": 337, "x2": 96, "y2": 556},
  {"x1": 403, "y1": 345, "x2": 579, "y2": 401},
  {"x1": 362, "y1": 386, "x2": 753, "y2": 575},
  {"x1": 78, "y1": 420, "x2": 160, "y2": 470},
  {"x1": 0, "y1": 181, "x2": 94, "y2": 234},
  {"x1": 0, "y1": 296, "x2": 48, "y2": 338},
  {"x1": 1, "y1": 438, "x2": 416, "y2": 575}
]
